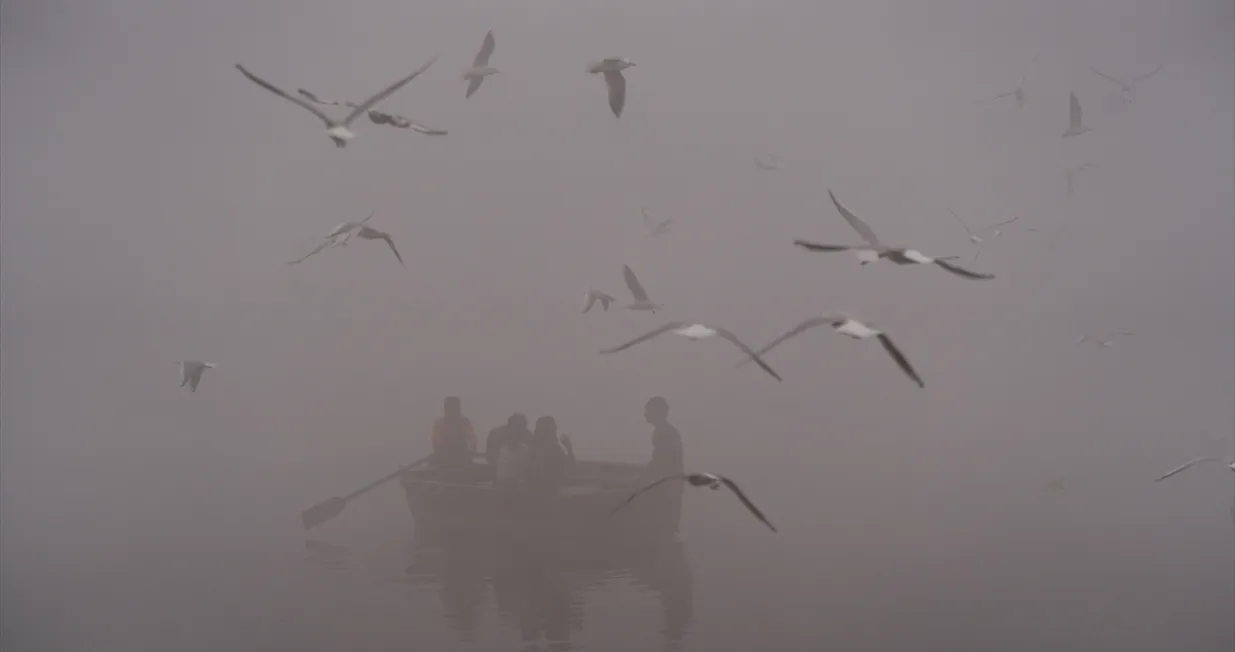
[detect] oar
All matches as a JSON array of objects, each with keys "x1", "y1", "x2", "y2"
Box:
[{"x1": 300, "y1": 453, "x2": 435, "y2": 530}]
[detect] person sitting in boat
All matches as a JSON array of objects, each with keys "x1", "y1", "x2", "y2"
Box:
[
  {"x1": 526, "y1": 416, "x2": 574, "y2": 500},
  {"x1": 641, "y1": 396, "x2": 685, "y2": 533},
  {"x1": 431, "y1": 396, "x2": 478, "y2": 471},
  {"x1": 494, "y1": 423, "x2": 531, "y2": 489},
  {"x1": 486, "y1": 412, "x2": 531, "y2": 469}
]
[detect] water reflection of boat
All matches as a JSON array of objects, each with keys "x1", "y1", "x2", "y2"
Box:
[
  {"x1": 401, "y1": 459, "x2": 681, "y2": 542},
  {"x1": 402, "y1": 525, "x2": 694, "y2": 651}
]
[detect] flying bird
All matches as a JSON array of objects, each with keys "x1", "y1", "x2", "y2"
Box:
[
  {"x1": 612, "y1": 472, "x2": 777, "y2": 533},
  {"x1": 1076, "y1": 330, "x2": 1135, "y2": 348},
  {"x1": 1090, "y1": 64, "x2": 1161, "y2": 105},
  {"x1": 977, "y1": 53, "x2": 1039, "y2": 109},
  {"x1": 1065, "y1": 162, "x2": 1097, "y2": 198},
  {"x1": 235, "y1": 56, "x2": 438, "y2": 147},
  {"x1": 1062, "y1": 92, "x2": 1093, "y2": 138},
  {"x1": 641, "y1": 207, "x2": 673, "y2": 238},
  {"x1": 739, "y1": 314, "x2": 923, "y2": 388},
  {"x1": 947, "y1": 210, "x2": 1019, "y2": 263},
  {"x1": 463, "y1": 30, "x2": 498, "y2": 99},
  {"x1": 754, "y1": 155, "x2": 781, "y2": 171},
  {"x1": 179, "y1": 361, "x2": 216, "y2": 392},
  {"x1": 1154, "y1": 456, "x2": 1235, "y2": 483},
  {"x1": 622, "y1": 264, "x2": 664, "y2": 313},
  {"x1": 582, "y1": 290, "x2": 616, "y2": 313},
  {"x1": 587, "y1": 58, "x2": 635, "y2": 118},
  {"x1": 793, "y1": 190, "x2": 996, "y2": 280},
  {"x1": 296, "y1": 89, "x2": 447, "y2": 135},
  {"x1": 288, "y1": 212, "x2": 403, "y2": 266},
  {"x1": 600, "y1": 322, "x2": 782, "y2": 382}
]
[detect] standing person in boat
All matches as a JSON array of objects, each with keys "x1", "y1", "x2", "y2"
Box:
[
  {"x1": 641, "y1": 396, "x2": 686, "y2": 534},
  {"x1": 486, "y1": 413, "x2": 531, "y2": 469},
  {"x1": 526, "y1": 416, "x2": 574, "y2": 506},
  {"x1": 431, "y1": 396, "x2": 478, "y2": 474}
]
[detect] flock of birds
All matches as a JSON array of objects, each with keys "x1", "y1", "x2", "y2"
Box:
[{"x1": 171, "y1": 32, "x2": 1233, "y2": 534}]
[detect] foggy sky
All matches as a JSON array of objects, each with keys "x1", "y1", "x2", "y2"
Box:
[{"x1": 2, "y1": 0, "x2": 1232, "y2": 649}]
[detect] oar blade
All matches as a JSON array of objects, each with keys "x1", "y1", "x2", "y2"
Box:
[{"x1": 301, "y1": 496, "x2": 347, "y2": 530}]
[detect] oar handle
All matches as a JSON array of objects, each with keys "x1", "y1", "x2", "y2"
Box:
[{"x1": 341, "y1": 453, "x2": 435, "y2": 502}]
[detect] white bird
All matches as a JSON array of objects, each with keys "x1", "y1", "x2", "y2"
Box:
[
  {"x1": 622, "y1": 264, "x2": 664, "y2": 313},
  {"x1": 1090, "y1": 63, "x2": 1161, "y2": 105},
  {"x1": 754, "y1": 155, "x2": 781, "y2": 171},
  {"x1": 793, "y1": 190, "x2": 996, "y2": 280},
  {"x1": 1062, "y1": 92, "x2": 1093, "y2": 138},
  {"x1": 600, "y1": 322, "x2": 783, "y2": 382},
  {"x1": 296, "y1": 89, "x2": 447, "y2": 135},
  {"x1": 612, "y1": 472, "x2": 777, "y2": 533},
  {"x1": 288, "y1": 212, "x2": 403, "y2": 267},
  {"x1": 235, "y1": 55, "x2": 437, "y2": 148},
  {"x1": 641, "y1": 207, "x2": 673, "y2": 238},
  {"x1": 587, "y1": 58, "x2": 635, "y2": 118},
  {"x1": 738, "y1": 314, "x2": 924, "y2": 388},
  {"x1": 977, "y1": 53, "x2": 1038, "y2": 109},
  {"x1": 1076, "y1": 330, "x2": 1135, "y2": 348},
  {"x1": 1155, "y1": 456, "x2": 1235, "y2": 483},
  {"x1": 1065, "y1": 162, "x2": 1097, "y2": 198},
  {"x1": 947, "y1": 210, "x2": 1019, "y2": 263},
  {"x1": 582, "y1": 290, "x2": 616, "y2": 314},
  {"x1": 179, "y1": 361, "x2": 216, "y2": 392},
  {"x1": 463, "y1": 30, "x2": 498, "y2": 99}
]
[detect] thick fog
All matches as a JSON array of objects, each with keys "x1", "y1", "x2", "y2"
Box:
[{"x1": 2, "y1": 0, "x2": 1232, "y2": 650}]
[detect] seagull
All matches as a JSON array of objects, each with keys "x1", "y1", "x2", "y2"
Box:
[
  {"x1": 235, "y1": 56, "x2": 437, "y2": 147},
  {"x1": 288, "y1": 212, "x2": 403, "y2": 266},
  {"x1": 977, "y1": 53, "x2": 1038, "y2": 109},
  {"x1": 582, "y1": 290, "x2": 616, "y2": 313},
  {"x1": 622, "y1": 264, "x2": 664, "y2": 313},
  {"x1": 641, "y1": 207, "x2": 673, "y2": 238},
  {"x1": 612, "y1": 472, "x2": 777, "y2": 533},
  {"x1": 947, "y1": 210, "x2": 1019, "y2": 263},
  {"x1": 1065, "y1": 162, "x2": 1097, "y2": 198},
  {"x1": 793, "y1": 190, "x2": 996, "y2": 280},
  {"x1": 738, "y1": 314, "x2": 924, "y2": 388},
  {"x1": 296, "y1": 89, "x2": 447, "y2": 135},
  {"x1": 1076, "y1": 330, "x2": 1135, "y2": 348},
  {"x1": 1090, "y1": 63, "x2": 1161, "y2": 105},
  {"x1": 179, "y1": 361, "x2": 216, "y2": 392},
  {"x1": 1155, "y1": 456, "x2": 1235, "y2": 483},
  {"x1": 754, "y1": 155, "x2": 781, "y2": 171},
  {"x1": 463, "y1": 30, "x2": 498, "y2": 99},
  {"x1": 600, "y1": 322, "x2": 782, "y2": 382},
  {"x1": 1062, "y1": 92, "x2": 1093, "y2": 138},
  {"x1": 587, "y1": 58, "x2": 635, "y2": 118}
]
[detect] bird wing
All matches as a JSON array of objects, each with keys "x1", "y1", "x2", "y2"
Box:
[
  {"x1": 828, "y1": 190, "x2": 882, "y2": 246},
  {"x1": 933, "y1": 257, "x2": 995, "y2": 280},
  {"x1": 714, "y1": 328, "x2": 782, "y2": 381},
  {"x1": 1089, "y1": 67, "x2": 1131, "y2": 91},
  {"x1": 610, "y1": 475, "x2": 684, "y2": 516},
  {"x1": 365, "y1": 228, "x2": 404, "y2": 267},
  {"x1": 947, "y1": 209, "x2": 974, "y2": 239},
  {"x1": 623, "y1": 264, "x2": 650, "y2": 302},
  {"x1": 342, "y1": 55, "x2": 438, "y2": 126},
  {"x1": 978, "y1": 214, "x2": 1019, "y2": 234},
  {"x1": 600, "y1": 322, "x2": 689, "y2": 355},
  {"x1": 236, "y1": 64, "x2": 337, "y2": 127},
  {"x1": 793, "y1": 239, "x2": 858, "y2": 252},
  {"x1": 465, "y1": 76, "x2": 484, "y2": 99},
  {"x1": 719, "y1": 477, "x2": 777, "y2": 532},
  {"x1": 179, "y1": 362, "x2": 190, "y2": 387},
  {"x1": 287, "y1": 239, "x2": 333, "y2": 264},
  {"x1": 1130, "y1": 63, "x2": 1162, "y2": 85},
  {"x1": 739, "y1": 316, "x2": 838, "y2": 366},
  {"x1": 472, "y1": 30, "x2": 496, "y2": 68},
  {"x1": 1154, "y1": 457, "x2": 1224, "y2": 482},
  {"x1": 407, "y1": 119, "x2": 447, "y2": 135},
  {"x1": 976, "y1": 90, "x2": 1017, "y2": 104},
  {"x1": 603, "y1": 70, "x2": 626, "y2": 118},
  {"x1": 1069, "y1": 92, "x2": 1084, "y2": 128},
  {"x1": 876, "y1": 333, "x2": 924, "y2": 388},
  {"x1": 297, "y1": 88, "x2": 357, "y2": 108},
  {"x1": 640, "y1": 207, "x2": 658, "y2": 229},
  {"x1": 583, "y1": 292, "x2": 598, "y2": 314}
]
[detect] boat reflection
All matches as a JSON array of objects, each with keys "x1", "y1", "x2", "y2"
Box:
[{"x1": 402, "y1": 526, "x2": 694, "y2": 651}]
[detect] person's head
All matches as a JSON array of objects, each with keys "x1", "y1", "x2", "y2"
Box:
[
  {"x1": 644, "y1": 396, "x2": 669, "y2": 424},
  {"x1": 444, "y1": 396, "x2": 461, "y2": 419},
  {"x1": 507, "y1": 413, "x2": 528, "y2": 431},
  {"x1": 533, "y1": 416, "x2": 557, "y2": 441}
]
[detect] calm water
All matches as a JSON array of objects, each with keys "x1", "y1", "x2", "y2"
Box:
[{"x1": 2, "y1": 457, "x2": 1232, "y2": 652}]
